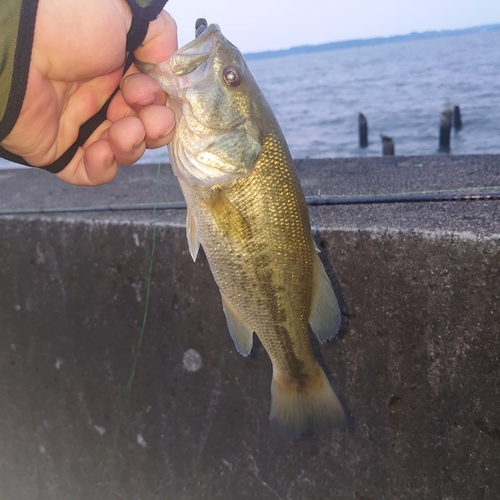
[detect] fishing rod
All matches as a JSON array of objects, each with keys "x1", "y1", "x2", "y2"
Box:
[
  {"x1": 306, "y1": 191, "x2": 500, "y2": 205},
  {"x1": 0, "y1": 189, "x2": 499, "y2": 216}
]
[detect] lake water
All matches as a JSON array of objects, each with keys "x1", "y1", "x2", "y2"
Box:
[
  {"x1": 250, "y1": 29, "x2": 500, "y2": 158},
  {"x1": 1, "y1": 29, "x2": 499, "y2": 170}
]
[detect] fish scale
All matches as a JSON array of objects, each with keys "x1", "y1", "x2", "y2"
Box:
[
  {"x1": 180, "y1": 128, "x2": 313, "y2": 363},
  {"x1": 141, "y1": 22, "x2": 347, "y2": 439}
]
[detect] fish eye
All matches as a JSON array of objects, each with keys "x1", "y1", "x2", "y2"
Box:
[{"x1": 222, "y1": 66, "x2": 242, "y2": 87}]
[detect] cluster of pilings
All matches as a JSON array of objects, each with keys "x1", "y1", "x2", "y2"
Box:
[{"x1": 358, "y1": 106, "x2": 462, "y2": 155}]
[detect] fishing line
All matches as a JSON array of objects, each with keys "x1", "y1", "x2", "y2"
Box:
[
  {"x1": 0, "y1": 186, "x2": 499, "y2": 216},
  {"x1": 106, "y1": 162, "x2": 161, "y2": 487},
  {"x1": 126, "y1": 164, "x2": 161, "y2": 393}
]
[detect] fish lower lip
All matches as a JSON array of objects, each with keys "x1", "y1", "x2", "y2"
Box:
[{"x1": 195, "y1": 25, "x2": 207, "y2": 38}]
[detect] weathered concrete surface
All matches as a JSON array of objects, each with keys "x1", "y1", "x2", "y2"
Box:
[{"x1": 0, "y1": 155, "x2": 499, "y2": 499}]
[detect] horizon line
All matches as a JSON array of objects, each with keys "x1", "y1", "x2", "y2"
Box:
[{"x1": 244, "y1": 22, "x2": 500, "y2": 60}]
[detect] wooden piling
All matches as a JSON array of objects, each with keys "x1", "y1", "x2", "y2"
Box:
[
  {"x1": 439, "y1": 109, "x2": 453, "y2": 152},
  {"x1": 453, "y1": 106, "x2": 462, "y2": 130},
  {"x1": 359, "y1": 113, "x2": 368, "y2": 148},
  {"x1": 381, "y1": 135, "x2": 394, "y2": 156}
]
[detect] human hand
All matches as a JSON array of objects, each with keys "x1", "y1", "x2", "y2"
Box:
[{"x1": 0, "y1": 0, "x2": 177, "y2": 186}]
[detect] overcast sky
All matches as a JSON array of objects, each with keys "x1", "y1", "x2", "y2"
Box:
[{"x1": 166, "y1": 0, "x2": 500, "y2": 53}]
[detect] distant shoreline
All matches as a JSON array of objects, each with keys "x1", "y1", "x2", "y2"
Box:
[{"x1": 244, "y1": 23, "x2": 500, "y2": 61}]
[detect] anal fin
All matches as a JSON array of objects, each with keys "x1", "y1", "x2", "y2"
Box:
[
  {"x1": 309, "y1": 254, "x2": 341, "y2": 343},
  {"x1": 220, "y1": 292, "x2": 254, "y2": 356}
]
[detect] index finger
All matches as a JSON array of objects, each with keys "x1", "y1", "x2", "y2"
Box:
[{"x1": 134, "y1": 10, "x2": 178, "y2": 64}]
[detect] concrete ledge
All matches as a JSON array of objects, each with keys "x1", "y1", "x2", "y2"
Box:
[{"x1": 0, "y1": 156, "x2": 499, "y2": 499}]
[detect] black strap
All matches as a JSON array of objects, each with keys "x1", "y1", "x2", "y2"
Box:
[
  {"x1": 1, "y1": 0, "x2": 168, "y2": 174},
  {"x1": 126, "y1": 15, "x2": 150, "y2": 53}
]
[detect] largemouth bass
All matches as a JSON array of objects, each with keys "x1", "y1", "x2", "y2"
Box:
[{"x1": 142, "y1": 22, "x2": 347, "y2": 439}]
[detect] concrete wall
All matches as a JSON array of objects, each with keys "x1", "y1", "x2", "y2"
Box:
[{"x1": 0, "y1": 156, "x2": 499, "y2": 499}]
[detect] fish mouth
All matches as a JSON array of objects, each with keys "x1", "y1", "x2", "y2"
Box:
[{"x1": 169, "y1": 24, "x2": 221, "y2": 77}]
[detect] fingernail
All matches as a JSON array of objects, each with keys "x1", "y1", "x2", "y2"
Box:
[
  {"x1": 137, "y1": 93, "x2": 156, "y2": 107},
  {"x1": 104, "y1": 152, "x2": 115, "y2": 168},
  {"x1": 133, "y1": 132, "x2": 146, "y2": 149},
  {"x1": 159, "y1": 120, "x2": 176, "y2": 139}
]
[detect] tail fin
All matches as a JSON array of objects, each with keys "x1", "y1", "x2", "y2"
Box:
[{"x1": 270, "y1": 365, "x2": 347, "y2": 440}]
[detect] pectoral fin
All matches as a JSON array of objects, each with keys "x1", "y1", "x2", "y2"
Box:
[
  {"x1": 186, "y1": 210, "x2": 200, "y2": 262},
  {"x1": 204, "y1": 189, "x2": 252, "y2": 241},
  {"x1": 309, "y1": 254, "x2": 341, "y2": 343},
  {"x1": 220, "y1": 292, "x2": 254, "y2": 356}
]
